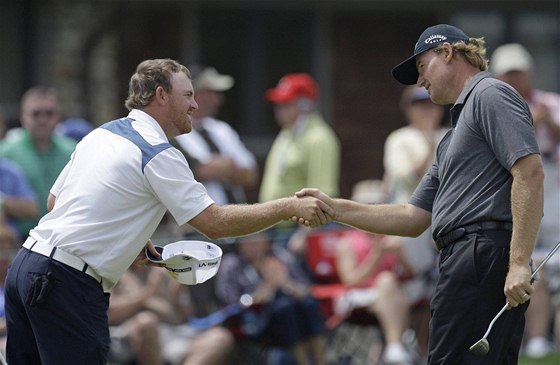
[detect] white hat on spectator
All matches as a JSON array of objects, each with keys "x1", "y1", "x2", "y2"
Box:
[
  {"x1": 490, "y1": 43, "x2": 533, "y2": 76},
  {"x1": 351, "y1": 179, "x2": 388, "y2": 205},
  {"x1": 192, "y1": 67, "x2": 234, "y2": 91}
]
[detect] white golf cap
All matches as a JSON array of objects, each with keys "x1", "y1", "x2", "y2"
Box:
[
  {"x1": 193, "y1": 67, "x2": 234, "y2": 91},
  {"x1": 490, "y1": 43, "x2": 533, "y2": 76},
  {"x1": 146, "y1": 240, "x2": 222, "y2": 285}
]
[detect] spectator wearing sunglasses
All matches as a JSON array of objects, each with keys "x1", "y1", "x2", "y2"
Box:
[{"x1": 0, "y1": 86, "x2": 76, "y2": 239}]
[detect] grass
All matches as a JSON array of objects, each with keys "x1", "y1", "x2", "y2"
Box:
[{"x1": 519, "y1": 352, "x2": 560, "y2": 365}]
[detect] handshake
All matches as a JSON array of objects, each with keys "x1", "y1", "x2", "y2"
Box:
[{"x1": 289, "y1": 188, "x2": 336, "y2": 228}]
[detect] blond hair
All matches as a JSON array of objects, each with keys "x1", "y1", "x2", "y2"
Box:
[
  {"x1": 124, "y1": 59, "x2": 191, "y2": 111},
  {"x1": 434, "y1": 37, "x2": 489, "y2": 71}
]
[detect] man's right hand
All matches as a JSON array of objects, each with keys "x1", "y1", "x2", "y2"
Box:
[
  {"x1": 295, "y1": 188, "x2": 334, "y2": 205},
  {"x1": 292, "y1": 189, "x2": 335, "y2": 226}
]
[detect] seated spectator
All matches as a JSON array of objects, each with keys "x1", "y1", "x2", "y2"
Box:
[
  {"x1": 215, "y1": 231, "x2": 327, "y2": 365},
  {"x1": 334, "y1": 231, "x2": 422, "y2": 365},
  {"x1": 332, "y1": 180, "x2": 436, "y2": 364},
  {"x1": 108, "y1": 264, "x2": 234, "y2": 365}
]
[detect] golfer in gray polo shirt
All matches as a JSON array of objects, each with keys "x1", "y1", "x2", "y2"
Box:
[{"x1": 295, "y1": 24, "x2": 543, "y2": 364}]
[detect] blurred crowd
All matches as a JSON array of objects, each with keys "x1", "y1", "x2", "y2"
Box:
[{"x1": 0, "y1": 41, "x2": 558, "y2": 365}]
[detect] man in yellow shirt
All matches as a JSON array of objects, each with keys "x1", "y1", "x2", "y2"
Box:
[{"x1": 260, "y1": 73, "x2": 340, "y2": 241}]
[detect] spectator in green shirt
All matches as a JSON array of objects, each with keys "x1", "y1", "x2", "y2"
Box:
[
  {"x1": 0, "y1": 86, "x2": 76, "y2": 238},
  {"x1": 260, "y1": 73, "x2": 340, "y2": 243}
]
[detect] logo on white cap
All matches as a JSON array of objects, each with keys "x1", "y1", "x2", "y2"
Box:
[{"x1": 146, "y1": 240, "x2": 223, "y2": 285}]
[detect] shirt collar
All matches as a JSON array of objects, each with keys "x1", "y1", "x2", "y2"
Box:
[
  {"x1": 128, "y1": 109, "x2": 169, "y2": 142},
  {"x1": 454, "y1": 71, "x2": 492, "y2": 106},
  {"x1": 449, "y1": 71, "x2": 492, "y2": 128}
]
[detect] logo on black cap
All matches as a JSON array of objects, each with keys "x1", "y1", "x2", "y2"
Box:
[{"x1": 425, "y1": 34, "x2": 447, "y2": 44}]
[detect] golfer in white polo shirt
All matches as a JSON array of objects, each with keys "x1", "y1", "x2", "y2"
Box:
[{"x1": 4, "y1": 58, "x2": 332, "y2": 365}]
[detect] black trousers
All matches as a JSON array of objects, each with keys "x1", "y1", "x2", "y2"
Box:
[
  {"x1": 428, "y1": 230, "x2": 528, "y2": 365},
  {"x1": 5, "y1": 248, "x2": 110, "y2": 365}
]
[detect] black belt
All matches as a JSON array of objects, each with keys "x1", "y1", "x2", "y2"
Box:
[{"x1": 434, "y1": 221, "x2": 513, "y2": 251}]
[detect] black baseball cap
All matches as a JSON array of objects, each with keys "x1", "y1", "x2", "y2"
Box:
[{"x1": 392, "y1": 24, "x2": 471, "y2": 85}]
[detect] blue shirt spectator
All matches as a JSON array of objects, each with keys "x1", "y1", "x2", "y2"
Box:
[{"x1": 0, "y1": 158, "x2": 38, "y2": 242}]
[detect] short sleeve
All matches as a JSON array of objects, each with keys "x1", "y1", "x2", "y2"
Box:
[
  {"x1": 475, "y1": 84, "x2": 539, "y2": 170},
  {"x1": 144, "y1": 148, "x2": 214, "y2": 226}
]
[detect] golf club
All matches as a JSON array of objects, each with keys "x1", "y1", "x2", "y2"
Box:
[{"x1": 469, "y1": 240, "x2": 560, "y2": 356}]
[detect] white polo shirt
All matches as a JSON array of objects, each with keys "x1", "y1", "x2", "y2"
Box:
[{"x1": 29, "y1": 109, "x2": 214, "y2": 289}]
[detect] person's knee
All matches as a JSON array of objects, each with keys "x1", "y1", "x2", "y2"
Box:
[
  {"x1": 127, "y1": 311, "x2": 160, "y2": 339},
  {"x1": 188, "y1": 326, "x2": 235, "y2": 361},
  {"x1": 206, "y1": 327, "x2": 235, "y2": 350},
  {"x1": 375, "y1": 271, "x2": 401, "y2": 295}
]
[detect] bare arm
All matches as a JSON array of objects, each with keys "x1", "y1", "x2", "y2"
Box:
[
  {"x1": 107, "y1": 269, "x2": 166, "y2": 325},
  {"x1": 1, "y1": 195, "x2": 38, "y2": 218},
  {"x1": 533, "y1": 103, "x2": 560, "y2": 144},
  {"x1": 194, "y1": 156, "x2": 258, "y2": 188},
  {"x1": 505, "y1": 153, "x2": 544, "y2": 307},
  {"x1": 47, "y1": 193, "x2": 56, "y2": 212},
  {"x1": 230, "y1": 165, "x2": 259, "y2": 187},
  {"x1": 336, "y1": 237, "x2": 383, "y2": 286},
  {"x1": 187, "y1": 196, "x2": 333, "y2": 240},
  {"x1": 295, "y1": 188, "x2": 431, "y2": 237}
]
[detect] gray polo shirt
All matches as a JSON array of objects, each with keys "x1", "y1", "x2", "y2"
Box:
[{"x1": 410, "y1": 71, "x2": 540, "y2": 239}]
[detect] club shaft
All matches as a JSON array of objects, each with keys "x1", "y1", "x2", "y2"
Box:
[
  {"x1": 482, "y1": 303, "x2": 508, "y2": 338},
  {"x1": 471, "y1": 240, "x2": 560, "y2": 355},
  {"x1": 532, "y1": 240, "x2": 560, "y2": 275},
  {"x1": 483, "y1": 240, "x2": 560, "y2": 338}
]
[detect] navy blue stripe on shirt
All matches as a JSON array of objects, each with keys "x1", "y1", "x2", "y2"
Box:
[{"x1": 100, "y1": 118, "x2": 172, "y2": 173}]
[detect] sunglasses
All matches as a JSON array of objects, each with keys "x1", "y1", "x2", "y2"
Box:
[{"x1": 29, "y1": 109, "x2": 58, "y2": 118}]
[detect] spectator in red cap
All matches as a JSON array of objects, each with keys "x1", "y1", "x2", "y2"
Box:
[{"x1": 260, "y1": 73, "x2": 341, "y2": 245}]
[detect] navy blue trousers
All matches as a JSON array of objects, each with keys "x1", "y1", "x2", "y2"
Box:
[
  {"x1": 428, "y1": 230, "x2": 528, "y2": 365},
  {"x1": 5, "y1": 248, "x2": 110, "y2": 365}
]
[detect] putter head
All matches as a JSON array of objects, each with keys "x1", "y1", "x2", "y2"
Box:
[{"x1": 469, "y1": 338, "x2": 490, "y2": 356}]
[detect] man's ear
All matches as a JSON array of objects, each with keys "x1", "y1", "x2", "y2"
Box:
[
  {"x1": 443, "y1": 43, "x2": 453, "y2": 63},
  {"x1": 155, "y1": 86, "x2": 166, "y2": 105}
]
